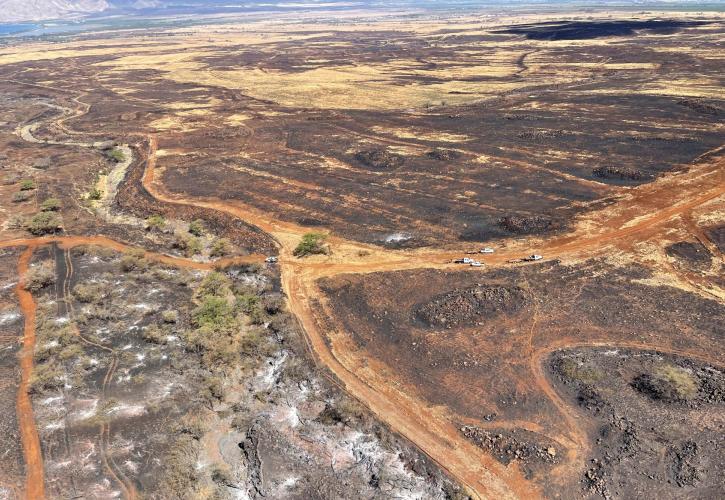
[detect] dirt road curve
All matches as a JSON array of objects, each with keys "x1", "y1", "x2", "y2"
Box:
[{"x1": 5, "y1": 93, "x2": 723, "y2": 499}]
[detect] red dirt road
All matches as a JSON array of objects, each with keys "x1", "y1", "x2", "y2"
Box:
[{"x1": 15, "y1": 248, "x2": 44, "y2": 500}]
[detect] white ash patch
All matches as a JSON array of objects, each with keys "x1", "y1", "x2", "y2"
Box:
[
  {"x1": 70, "y1": 398, "x2": 99, "y2": 422},
  {"x1": 383, "y1": 232, "x2": 412, "y2": 244},
  {"x1": 0, "y1": 311, "x2": 20, "y2": 325},
  {"x1": 255, "y1": 351, "x2": 287, "y2": 391}
]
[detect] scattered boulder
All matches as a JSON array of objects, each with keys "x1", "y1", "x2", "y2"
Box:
[
  {"x1": 668, "y1": 441, "x2": 702, "y2": 487},
  {"x1": 416, "y1": 284, "x2": 526, "y2": 328},
  {"x1": 460, "y1": 425, "x2": 559, "y2": 467},
  {"x1": 354, "y1": 149, "x2": 404, "y2": 170},
  {"x1": 665, "y1": 241, "x2": 712, "y2": 268},
  {"x1": 498, "y1": 215, "x2": 557, "y2": 234},
  {"x1": 593, "y1": 166, "x2": 645, "y2": 181},
  {"x1": 517, "y1": 129, "x2": 565, "y2": 141},
  {"x1": 426, "y1": 148, "x2": 461, "y2": 161},
  {"x1": 705, "y1": 225, "x2": 725, "y2": 253}
]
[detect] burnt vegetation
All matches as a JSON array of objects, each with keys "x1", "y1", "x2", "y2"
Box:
[
  {"x1": 498, "y1": 20, "x2": 710, "y2": 41},
  {"x1": 416, "y1": 284, "x2": 527, "y2": 328},
  {"x1": 353, "y1": 149, "x2": 405, "y2": 170}
]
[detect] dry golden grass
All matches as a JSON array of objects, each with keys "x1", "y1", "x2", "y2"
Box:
[{"x1": 2, "y1": 9, "x2": 723, "y2": 110}]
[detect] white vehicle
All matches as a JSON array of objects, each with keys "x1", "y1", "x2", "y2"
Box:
[
  {"x1": 480, "y1": 247, "x2": 495, "y2": 254},
  {"x1": 265, "y1": 256, "x2": 278, "y2": 263},
  {"x1": 470, "y1": 261, "x2": 483, "y2": 267},
  {"x1": 527, "y1": 254, "x2": 543, "y2": 261},
  {"x1": 462, "y1": 257, "x2": 473, "y2": 264}
]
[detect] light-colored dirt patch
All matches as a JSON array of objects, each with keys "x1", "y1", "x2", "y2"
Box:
[
  {"x1": 225, "y1": 113, "x2": 252, "y2": 126},
  {"x1": 371, "y1": 125, "x2": 472, "y2": 143},
  {"x1": 148, "y1": 116, "x2": 197, "y2": 132}
]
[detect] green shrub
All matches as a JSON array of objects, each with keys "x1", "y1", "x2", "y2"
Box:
[
  {"x1": 59, "y1": 344, "x2": 84, "y2": 360},
  {"x1": 209, "y1": 238, "x2": 229, "y2": 257},
  {"x1": 19, "y1": 179, "x2": 35, "y2": 191},
  {"x1": 239, "y1": 329, "x2": 272, "y2": 357},
  {"x1": 146, "y1": 214, "x2": 166, "y2": 231},
  {"x1": 25, "y1": 212, "x2": 62, "y2": 235},
  {"x1": 192, "y1": 296, "x2": 235, "y2": 330},
  {"x1": 106, "y1": 148, "x2": 126, "y2": 162},
  {"x1": 119, "y1": 249, "x2": 149, "y2": 272},
  {"x1": 198, "y1": 272, "x2": 231, "y2": 298},
  {"x1": 142, "y1": 324, "x2": 167, "y2": 344},
  {"x1": 29, "y1": 362, "x2": 64, "y2": 393},
  {"x1": 237, "y1": 293, "x2": 265, "y2": 325},
  {"x1": 188, "y1": 219, "x2": 205, "y2": 237},
  {"x1": 23, "y1": 262, "x2": 55, "y2": 292},
  {"x1": 161, "y1": 310, "x2": 179, "y2": 323},
  {"x1": 293, "y1": 232, "x2": 328, "y2": 257},
  {"x1": 88, "y1": 187, "x2": 102, "y2": 201},
  {"x1": 72, "y1": 283, "x2": 107, "y2": 303},
  {"x1": 174, "y1": 233, "x2": 202, "y2": 257},
  {"x1": 40, "y1": 198, "x2": 61, "y2": 211}
]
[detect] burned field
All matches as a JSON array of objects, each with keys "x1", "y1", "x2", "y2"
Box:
[
  {"x1": 318, "y1": 257, "x2": 724, "y2": 497},
  {"x1": 0, "y1": 14, "x2": 722, "y2": 248},
  {"x1": 0, "y1": 7, "x2": 723, "y2": 500},
  {"x1": 0, "y1": 244, "x2": 459, "y2": 498},
  {"x1": 549, "y1": 348, "x2": 724, "y2": 499}
]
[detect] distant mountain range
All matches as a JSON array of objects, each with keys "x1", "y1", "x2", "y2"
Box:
[
  {"x1": 0, "y1": 0, "x2": 109, "y2": 23},
  {"x1": 0, "y1": 1, "x2": 357, "y2": 22},
  {"x1": 0, "y1": 1, "x2": 717, "y2": 24}
]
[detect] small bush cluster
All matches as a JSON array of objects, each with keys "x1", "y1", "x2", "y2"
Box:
[
  {"x1": 25, "y1": 212, "x2": 62, "y2": 235},
  {"x1": 28, "y1": 362, "x2": 64, "y2": 393},
  {"x1": 12, "y1": 191, "x2": 32, "y2": 203},
  {"x1": 174, "y1": 233, "x2": 202, "y2": 257},
  {"x1": 293, "y1": 232, "x2": 329, "y2": 257},
  {"x1": 120, "y1": 249, "x2": 149, "y2": 272},
  {"x1": 188, "y1": 219, "x2": 205, "y2": 237},
  {"x1": 210, "y1": 238, "x2": 229, "y2": 257},
  {"x1": 105, "y1": 148, "x2": 126, "y2": 163},
  {"x1": 88, "y1": 187, "x2": 102, "y2": 201},
  {"x1": 146, "y1": 214, "x2": 166, "y2": 231},
  {"x1": 72, "y1": 282, "x2": 108, "y2": 304},
  {"x1": 40, "y1": 198, "x2": 61, "y2": 211},
  {"x1": 24, "y1": 263, "x2": 56, "y2": 292}
]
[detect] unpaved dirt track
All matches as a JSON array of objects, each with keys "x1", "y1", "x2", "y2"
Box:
[
  {"x1": 4, "y1": 86, "x2": 723, "y2": 499},
  {"x1": 15, "y1": 248, "x2": 44, "y2": 500}
]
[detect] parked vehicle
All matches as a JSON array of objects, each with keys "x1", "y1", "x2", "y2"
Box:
[
  {"x1": 480, "y1": 247, "x2": 495, "y2": 254},
  {"x1": 265, "y1": 256, "x2": 278, "y2": 263},
  {"x1": 526, "y1": 254, "x2": 543, "y2": 261},
  {"x1": 470, "y1": 261, "x2": 483, "y2": 267}
]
